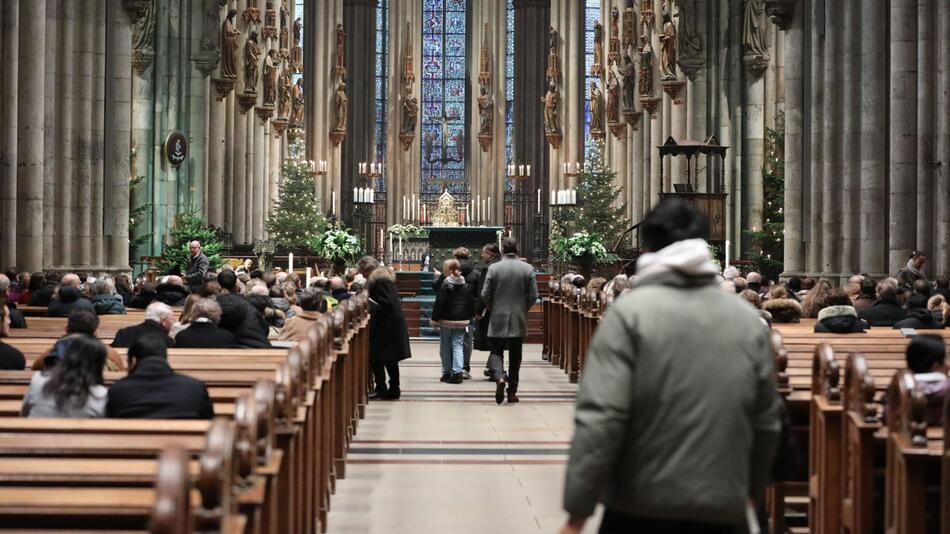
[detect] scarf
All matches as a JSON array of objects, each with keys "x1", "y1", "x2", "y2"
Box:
[
  {"x1": 635, "y1": 238, "x2": 721, "y2": 280},
  {"x1": 906, "y1": 259, "x2": 921, "y2": 277}
]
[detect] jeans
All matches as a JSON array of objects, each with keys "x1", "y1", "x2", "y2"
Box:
[
  {"x1": 439, "y1": 326, "x2": 466, "y2": 375},
  {"x1": 487, "y1": 337, "x2": 523, "y2": 394},
  {"x1": 462, "y1": 320, "x2": 474, "y2": 371}
]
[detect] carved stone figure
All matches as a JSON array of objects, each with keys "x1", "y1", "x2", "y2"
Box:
[
  {"x1": 243, "y1": 32, "x2": 261, "y2": 92},
  {"x1": 640, "y1": 0, "x2": 655, "y2": 28},
  {"x1": 333, "y1": 82, "x2": 348, "y2": 131},
  {"x1": 611, "y1": 6, "x2": 620, "y2": 36},
  {"x1": 291, "y1": 79, "x2": 304, "y2": 126},
  {"x1": 743, "y1": 0, "x2": 768, "y2": 56},
  {"x1": 293, "y1": 17, "x2": 302, "y2": 45},
  {"x1": 335, "y1": 23, "x2": 346, "y2": 80},
  {"x1": 621, "y1": 52, "x2": 637, "y2": 111},
  {"x1": 262, "y1": 49, "x2": 279, "y2": 106},
  {"x1": 401, "y1": 91, "x2": 418, "y2": 135},
  {"x1": 278, "y1": 72, "x2": 292, "y2": 118},
  {"x1": 589, "y1": 82, "x2": 604, "y2": 132},
  {"x1": 131, "y1": 0, "x2": 157, "y2": 73},
  {"x1": 592, "y1": 21, "x2": 604, "y2": 76},
  {"x1": 638, "y1": 36, "x2": 653, "y2": 96},
  {"x1": 542, "y1": 83, "x2": 559, "y2": 134},
  {"x1": 477, "y1": 86, "x2": 493, "y2": 136},
  {"x1": 607, "y1": 70, "x2": 620, "y2": 123},
  {"x1": 659, "y1": 5, "x2": 677, "y2": 80},
  {"x1": 622, "y1": 6, "x2": 637, "y2": 49},
  {"x1": 279, "y1": 5, "x2": 290, "y2": 51},
  {"x1": 546, "y1": 26, "x2": 560, "y2": 84},
  {"x1": 201, "y1": 0, "x2": 223, "y2": 53},
  {"x1": 220, "y1": 9, "x2": 239, "y2": 79}
]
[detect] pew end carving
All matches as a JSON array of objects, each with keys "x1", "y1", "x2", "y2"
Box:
[{"x1": 150, "y1": 447, "x2": 194, "y2": 534}]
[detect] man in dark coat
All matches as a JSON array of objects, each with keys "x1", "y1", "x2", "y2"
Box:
[
  {"x1": 185, "y1": 240, "x2": 211, "y2": 293},
  {"x1": 474, "y1": 244, "x2": 500, "y2": 377},
  {"x1": 858, "y1": 281, "x2": 908, "y2": 327},
  {"x1": 47, "y1": 285, "x2": 95, "y2": 317},
  {"x1": 106, "y1": 333, "x2": 214, "y2": 419},
  {"x1": 367, "y1": 265, "x2": 411, "y2": 400},
  {"x1": 216, "y1": 270, "x2": 271, "y2": 348},
  {"x1": 111, "y1": 302, "x2": 175, "y2": 348},
  {"x1": 173, "y1": 298, "x2": 236, "y2": 348},
  {"x1": 28, "y1": 272, "x2": 62, "y2": 306},
  {"x1": 155, "y1": 276, "x2": 189, "y2": 306},
  {"x1": 481, "y1": 237, "x2": 538, "y2": 404}
]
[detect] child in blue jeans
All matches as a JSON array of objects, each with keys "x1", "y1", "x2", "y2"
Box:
[{"x1": 431, "y1": 259, "x2": 475, "y2": 384}]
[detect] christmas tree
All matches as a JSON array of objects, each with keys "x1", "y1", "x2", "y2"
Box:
[
  {"x1": 266, "y1": 140, "x2": 327, "y2": 249},
  {"x1": 155, "y1": 211, "x2": 226, "y2": 275},
  {"x1": 553, "y1": 140, "x2": 630, "y2": 254},
  {"x1": 743, "y1": 114, "x2": 785, "y2": 280}
]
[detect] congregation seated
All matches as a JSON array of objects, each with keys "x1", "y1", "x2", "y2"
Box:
[
  {"x1": 35, "y1": 310, "x2": 126, "y2": 371},
  {"x1": 851, "y1": 277, "x2": 877, "y2": 312},
  {"x1": 217, "y1": 270, "x2": 271, "y2": 348},
  {"x1": 0, "y1": 299, "x2": 25, "y2": 370},
  {"x1": 111, "y1": 302, "x2": 175, "y2": 349},
  {"x1": 857, "y1": 280, "x2": 907, "y2": 326},
  {"x1": 169, "y1": 294, "x2": 201, "y2": 338},
  {"x1": 7, "y1": 271, "x2": 29, "y2": 302},
  {"x1": 17, "y1": 271, "x2": 43, "y2": 305},
  {"x1": 278, "y1": 287, "x2": 327, "y2": 342},
  {"x1": 114, "y1": 273, "x2": 134, "y2": 305},
  {"x1": 128, "y1": 280, "x2": 157, "y2": 309},
  {"x1": 762, "y1": 285, "x2": 801, "y2": 323},
  {"x1": 106, "y1": 333, "x2": 214, "y2": 419},
  {"x1": 801, "y1": 279, "x2": 832, "y2": 318},
  {"x1": 270, "y1": 282, "x2": 298, "y2": 320},
  {"x1": 814, "y1": 288, "x2": 866, "y2": 333},
  {"x1": 28, "y1": 271, "x2": 61, "y2": 306},
  {"x1": 935, "y1": 275, "x2": 950, "y2": 301},
  {"x1": 89, "y1": 276, "x2": 127, "y2": 315},
  {"x1": 47, "y1": 277, "x2": 94, "y2": 317},
  {"x1": 154, "y1": 275, "x2": 189, "y2": 306},
  {"x1": 739, "y1": 289, "x2": 772, "y2": 327},
  {"x1": 904, "y1": 335, "x2": 950, "y2": 426},
  {"x1": 0, "y1": 274, "x2": 27, "y2": 328},
  {"x1": 21, "y1": 335, "x2": 108, "y2": 418},
  {"x1": 173, "y1": 298, "x2": 236, "y2": 349},
  {"x1": 330, "y1": 276, "x2": 351, "y2": 302},
  {"x1": 893, "y1": 293, "x2": 945, "y2": 330}
]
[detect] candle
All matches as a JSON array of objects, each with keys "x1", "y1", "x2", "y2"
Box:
[
  {"x1": 527, "y1": 165, "x2": 531, "y2": 177},
  {"x1": 570, "y1": 189, "x2": 577, "y2": 204},
  {"x1": 398, "y1": 235, "x2": 403, "y2": 262},
  {"x1": 370, "y1": 189, "x2": 375, "y2": 203},
  {"x1": 550, "y1": 190, "x2": 556, "y2": 206},
  {"x1": 332, "y1": 190, "x2": 337, "y2": 214},
  {"x1": 288, "y1": 252, "x2": 294, "y2": 273},
  {"x1": 305, "y1": 267, "x2": 312, "y2": 287},
  {"x1": 477, "y1": 195, "x2": 481, "y2": 223},
  {"x1": 488, "y1": 196, "x2": 492, "y2": 221},
  {"x1": 389, "y1": 233, "x2": 393, "y2": 260},
  {"x1": 725, "y1": 240, "x2": 731, "y2": 270},
  {"x1": 537, "y1": 189, "x2": 541, "y2": 213}
]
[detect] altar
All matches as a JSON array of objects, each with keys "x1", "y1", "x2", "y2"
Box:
[{"x1": 426, "y1": 225, "x2": 505, "y2": 269}]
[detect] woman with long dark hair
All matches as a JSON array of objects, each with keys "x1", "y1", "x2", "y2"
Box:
[{"x1": 21, "y1": 335, "x2": 108, "y2": 418}]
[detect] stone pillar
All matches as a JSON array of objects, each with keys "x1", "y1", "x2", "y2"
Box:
[
  {"x1": 208, "y1": 84, "x2": 226, "y2": 226},
  {"x1": 244, "y1": 113, "x2": 255, "y2": 240},
  {"x1": 889, "y1": 0, "x2": 918, "y2": 271},
  {"x1": 549, "y1": 0, "x2": 583, "y2": 193},
  {"x1": 806, "y1": 0, "x2": 822, "y2": 274},
  {"x1": 0, "y1": 1, "x2": 18, "y2": 268},
  {"x1": 16, "y1": 0, "x2": 45, "y2": 271},
  {"x1": 91, "y1": 0, "x2": 107, "y2": 268},
  {"x1": 253, "y1": 115, "x2": 266, "y2": 240},
  {"x1": 839, "y1": 0, "x2": 860, "y2": 274},
  {"x1": 916, "y1": 0, "x2": 934, "y2": 255},
  {"x1": 106, "y1": 0, "x2": 132, "y2": 270},
  {"x1": 342, "y1": 0, "x2": 377, "y2": 225},
  {"x1": 231, "y1": 93, "x2": 247, "y2": 243},
  {"x1": 820, "y1": 0, "x2": 840, "y2": 275},
  {"x1": 783, "y1": 0, "x2": 804, "y2": 275},
  {"x1": 514, "y1": 0, "x2": 550, "y2": 260},
  {"x1": 53, "y1": 1, "x2": 75, "y2": 267},
  {"x1": 859, "y1": 0, "x2": 887, "y2": 275},
  {"x1": 937, "y1": 1, "x2": 950, "y2": 275},
  {"x1": 743, "y1": 58, "x2": 766, "y2": 244}
]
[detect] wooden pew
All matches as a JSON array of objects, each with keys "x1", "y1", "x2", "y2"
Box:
[
  {"x1": 808, "y1": 343, "x2": 844, "y2": 534},
  {"x1": 841, "y1": 352, "x2": 883, "y2": 534}
]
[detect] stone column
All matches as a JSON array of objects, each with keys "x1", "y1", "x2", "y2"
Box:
[
  {"x1": 936, "y1": 1, "x2": 950, "y2": 275},
  {"x1": 16, "y1": 0, "x2": 45, "y2": 270},
  {"x1": 244, "y1": 113, "x2": 255, "y2": 240},
  {"x1": 783, "y1": 0, "x2": 804, "y2": 275},
  {"x1": 889, "y1": 0, "x2": 918, "y2": 271},
  {"x1": 342, "y1": 0, "x2": 377, "y2": 225},
  {"x1": 838, "y1": 0, "x2": 860, "y2": 274},
  {"x1": 742, "y1": 5, "x2": 768, "y2": 250},
  {"x1": 805, "y1": 0, "x2": 822, "y2": 274},
  {"x1": 820, "y1": 0, "x2": 840, "y2": 275},
  {"x1": 859, "y1": 0, "x2": 887, "y2": 275},
  {"x1": 53, "y1": 1, "x2": 75, "y2": 267},
  {"x1": 0, "y1": 2, "x2": 18, "y2": 268},
  {"x1": 549, "y1": 0, "x2": 583, "y2": 193},
  {"x1": 105, "y1": 0, "x2": 132, "y2": 270},
  {"x1": 208, "y1": 84, "x2": 226, "y2": 226},
  {"x1": 916, "y1": 0, "x2": 934, "y2": 255},
  {"x1": 253, "y1": 116, "x2": 266, "y2": 240},
  {"x1": 514, "y1": 0, "x2": 550, "y2": 260}
]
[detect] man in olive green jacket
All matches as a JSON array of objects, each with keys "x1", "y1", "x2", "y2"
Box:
[{"x1": 561, "y1": 199, "x2": 781, "y2": 533}]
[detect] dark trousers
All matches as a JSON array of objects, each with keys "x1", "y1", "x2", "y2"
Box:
[
  {"x1": 599, "y1": 509, "x2": 740, "y2": 534},
  {"x1": 488, "y1": 337, "x2": 522, "y2": 393},
  {"x1": 371, "y1": 361, "x2": 400, "y2": 391}
]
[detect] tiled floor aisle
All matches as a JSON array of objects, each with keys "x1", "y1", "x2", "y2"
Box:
[{"x1": 325, "y1": 341, "x2": 603, "y2": 533}]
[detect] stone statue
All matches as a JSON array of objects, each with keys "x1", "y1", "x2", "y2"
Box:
[
  {"x1": 611, "y1": 6, "x2": 620, "y2": 37},
  {"x1": 592, "y1": 21, "x2": 604, "y2": 75},
  {"x1": 291, "y1": 79, "x2": 304, "y2": 126},
  {"x1": 401, "y1": 91, "x2": 418, "y2": 135},
  {"x1": 220, "y1": 9, "x2": 239, "y2": 79},
  {"x1": 743, "y1": 0, "x2": 768, "y2": 56},
  {"x1": 278, "y1": 72, "x2": 292, "y2": 118},
  {"x1": 638, "y1": 36, "x2": 653, "y2": 95},
  {"x1": 541, "y1": 83, "x2": 560, "y2": 134},
  {"x1": 262, "y1": 49, "x2": 279, "y2": 106},
  {"x1": 279, "y1": 5, "x2": 290, "y2": 50},
  {"x1": 201, "y1": 0, "x2": 223, "y2": 53},
  {"x1": 333, "y1": 82, "x2": 347, "y2": 131},
  {"x1": 678, "y1": 0, "x2": 704, "y2": 59},
  {"x1": 607, "y1": 69, "x2": 620, "y2": 123},
  {"x1": 589, "y1": 82, "x2": 604, "y2": 132},
  {"x1": 659, "y1": 5, "x2": 677, "y2": 80},
  {"x1": 621, "y1": 52, "x2": 637, "y2": 111},
  {"x1": 293, "y1": 17, "x2": 302, "y2": 45},
  {"x1": 243, "y1": 31, "x2": 261, "y2": 91},
  {"x1": 131, "y1": 0, "x2": 157, "y2": 73},
  {"x1": 335, "y1": 23, "x2": 346, "y2": 80},
  {"x1": 546, "y1": 26, "x2": 560, "y2": 83},
  {"x1": 477, "y1": 86, "x2": 493, "y2": 136}
]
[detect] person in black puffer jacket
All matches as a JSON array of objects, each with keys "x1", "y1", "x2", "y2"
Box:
[
  {"x1": 47, "y1": 285, "x2": 95, "y2": 317},
  {"x1": 433, "y1": 247, "x2": 481, "y2": 378},
  {"x1": 216, "y1": 271, "x2": 271, "y2": 348},
  {"x1": 894, "y1": 294, "x2": 946, "y2": 330},
  {"x1": 154, "y1": 276, "x2": 189, "y2": 307},
  {"x1": 814, "y1": 288, "x2": 867, "y2": 333},
  {"x1": 762, "y1": 286, "x2": 802, "y2": 324},
  {"x1": 431, "y1": 259, "x2": 475, "y2": 384},
  {"x1": 858, "y1": 281, "x2": 908, "y2": 326}
]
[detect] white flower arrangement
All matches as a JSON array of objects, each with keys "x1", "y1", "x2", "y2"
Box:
[
  {"x1": 553, "y1": 231, "x2": 613, "y2": 263},
  {"x1": 312, "y1": 228, "x2": 362, "y2": 264}
]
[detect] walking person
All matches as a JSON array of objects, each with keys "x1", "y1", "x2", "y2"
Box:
[
  {"x1": 367, "y1": 265, "x2": 411, "y2": 400},
  {"x1": 433, "y1": 247, "x2": 482, "y2": 379},
  {"x1": 559, "y1": 198, "x2": 780, "y2": 534},
  {"x1": 480, "y1": 237, "x2": 538, "y2": 404},
  {"x1": 431, "y1": 259, "x2": 476, "y2": 384},
  {"x1": 474, "y1": 243, "x2": 501, "y2": 378}
]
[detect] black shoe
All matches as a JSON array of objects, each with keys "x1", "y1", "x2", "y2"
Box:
[
  {"x1": 495, "y1": 378, "x2": 506, "y2": 405},
  {"x1": 383, "y1": 387, "x2": 401, "y2": 400},
  {"x1": 483, "y1": 368, "x2": 493, "y2": 378},
  {"x1": 447, "y1": 373, "x2": 463, "y2": 384},
  {"x1": 506, "y1": 392, "x2": 520, "y2": 404},
  {"x1": 440, "y1": 373, "x2": 449, "y2": 382},
  {"x1": 369, "y1": 388, "x2": 389, "y2": 400}
]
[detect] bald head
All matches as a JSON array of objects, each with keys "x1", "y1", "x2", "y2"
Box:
[
  {"x1": 61, "y1": 273, "x2": 81, "y2": 288},
  {"x1": 189, "y1": 241, "x2": 202, "y2": 257},
  {"x1": 330, "y1": 277, "x2": 345, "y2": 290}
]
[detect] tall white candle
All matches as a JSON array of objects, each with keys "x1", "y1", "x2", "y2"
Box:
[
  {"x1": 389, "y1": 233, "x2": 393, "y2": 260},
  {"x1": 725, "y1": 240, "x2": 731, "y2": 270},
  {"x1": 288, "y1": 252, "x2": 294, "y2": 273},
  {"x1": 398, "y1": 235, "x2": 403, "y2": 262},
  {"x1": 305, "y1": 267, "x2": 312, "y2": 287},
  {"x1": 536, "y1": 189, "x2": 541, "y2": 213}
]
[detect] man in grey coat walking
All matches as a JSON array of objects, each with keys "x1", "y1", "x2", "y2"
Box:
[{"x1": 480, "y1": 237, "x2": 538, "y2": 404}]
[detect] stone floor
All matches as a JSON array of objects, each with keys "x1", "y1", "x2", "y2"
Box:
[{"x1": 325, "y1": 341, "x2": 603, "y2": 533}]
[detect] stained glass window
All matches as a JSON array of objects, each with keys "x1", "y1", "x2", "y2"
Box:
[
  {"x1": 505, "y1": 0, "x2": 514, "y2": 193},
  {"x1": 421, "y1": 0, "x2": 467, "y2": 194},
  {"x1": 375, "y1": 0, "x2": 388, "y2": 192},
  {"x1": 584, "y1": 0, "x2": 600, "y2": 160}
]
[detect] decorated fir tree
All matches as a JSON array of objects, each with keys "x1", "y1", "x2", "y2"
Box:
[
  {"x1": 155, "y1": 211, "x2": 226, "y2": 275},
  {"x1": 266, "y1": 141, "x2": 327, "y2": 249},
  {"x1": 743, "y1": 114, "x2": 785, "y2": 280}
]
